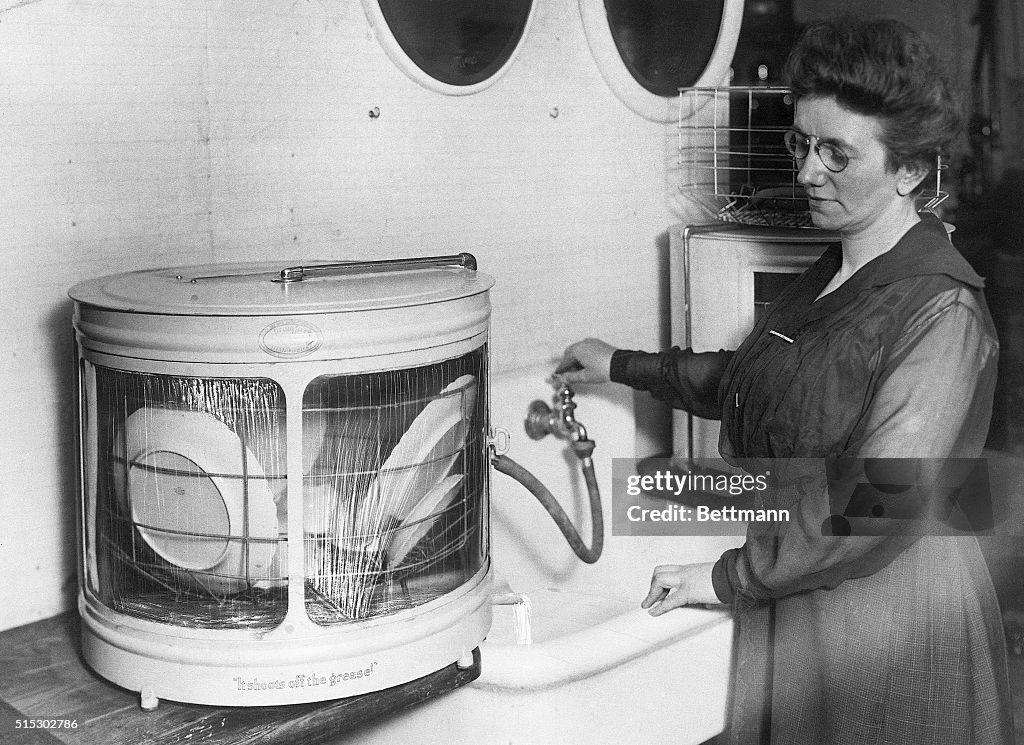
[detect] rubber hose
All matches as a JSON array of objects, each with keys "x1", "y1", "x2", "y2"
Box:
[{"x1": 491, "y1": 452, "x2": 603, "y2": 564}]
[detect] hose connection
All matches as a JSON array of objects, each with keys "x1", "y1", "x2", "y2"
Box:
[{"x1": 490, "y1": 383, "x2": 603, "y2": 564}]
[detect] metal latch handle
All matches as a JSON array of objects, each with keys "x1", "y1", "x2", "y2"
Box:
[{"x1": 275, "y1": 253, "x2": 477, "y2": 283}]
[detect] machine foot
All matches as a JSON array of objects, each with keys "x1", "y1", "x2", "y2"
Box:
[{"x1": 140, "y1": 686, "x2": 159, "y2": 711}]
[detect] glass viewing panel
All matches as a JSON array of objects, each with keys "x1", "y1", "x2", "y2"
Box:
[
  {"x1": 82, "y1": 364, "x2": 288, "y2": 630},
  {"x1": 302, "y1": 347, "x2": 489, "y2": 625}
]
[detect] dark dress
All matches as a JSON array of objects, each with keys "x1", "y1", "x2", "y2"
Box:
[{"x1": 611, "y1": 214, "x2": 1014, "y2": 744}]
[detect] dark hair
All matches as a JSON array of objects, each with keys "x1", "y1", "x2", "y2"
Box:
[{"x1": 785, "y1": 16, "x2": 962, "y2": 179}]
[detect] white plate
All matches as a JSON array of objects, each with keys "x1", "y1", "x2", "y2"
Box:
[
  {"x1": 364, "y1": 375, "x2": 476, "y2": 523},
  {"x1": 387, "y1": 474, "x2": 464, "y2": 567},
  {"x1": 120, "y1": 407, "x2": 281, "y2": 595}
]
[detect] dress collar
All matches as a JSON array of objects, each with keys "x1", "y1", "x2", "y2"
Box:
[
  {"x1": 809, "y1": 212, "x2": 984, "y2": 303},
  {"x1": 787, "y1": 213, "x2": 985, "y2": 327},
  {"x1": 859, "y1": 212, "x2": 984, "y2": 290}
]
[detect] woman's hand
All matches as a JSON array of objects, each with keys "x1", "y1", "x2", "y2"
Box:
[
  {"x1": 553, "y1": 338, "x2": 618, "y2": 386},
  {"x1": 641, "y1": 562, "x2": 720, "y2": 616}
]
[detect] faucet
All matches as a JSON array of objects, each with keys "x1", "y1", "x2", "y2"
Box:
[{"x1": 524, "y1": 385, "x2": 590, "y2": 444}]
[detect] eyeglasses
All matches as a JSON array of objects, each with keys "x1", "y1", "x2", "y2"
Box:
[{"x1": 783, "y1": 129, "x2": 850, "y2": 173}]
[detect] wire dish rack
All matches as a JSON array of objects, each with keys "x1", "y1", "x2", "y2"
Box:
[{"x1": 677, "y1": 86, "x2": 947, "y2": 228}]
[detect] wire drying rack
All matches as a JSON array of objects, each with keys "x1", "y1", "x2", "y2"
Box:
[{"x1": 677, "y1": 86, "x2": 948, "y2": 228}]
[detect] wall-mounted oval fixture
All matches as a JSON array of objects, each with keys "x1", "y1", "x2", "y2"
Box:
[
  {"x1": 579, "y1": 0, "x2": 745, "y2": 121},
  {"x1": 363, "y1": 0, "x2": 536, "y2": 96}
]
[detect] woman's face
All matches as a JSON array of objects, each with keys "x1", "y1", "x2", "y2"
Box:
[{"x1": 793, "y1": 95, "x2": 922, "y2": 235}]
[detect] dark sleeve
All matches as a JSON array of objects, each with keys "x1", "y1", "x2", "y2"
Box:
[
  {"x1": 711, "y1": 289, "x2": 998, "y2": 605},
  {"x1": 609, "y1": 347, "x2": 733, "y2": 420}
]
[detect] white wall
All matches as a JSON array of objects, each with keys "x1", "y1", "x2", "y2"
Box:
[{"x1": 0, "y1": 0, "x2": 681, "y2": 631}]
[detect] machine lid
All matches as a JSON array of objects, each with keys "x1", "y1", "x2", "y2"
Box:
[{"x1": 68, "y1": 254, "x2": 495, "y2": 316}]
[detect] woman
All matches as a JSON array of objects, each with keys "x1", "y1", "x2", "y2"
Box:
[{"x1": 557, "y1": 17, "x2": 1013, "y2": 745}]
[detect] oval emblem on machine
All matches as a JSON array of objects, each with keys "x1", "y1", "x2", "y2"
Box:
[{"x1": 259, "y1": 320, "x2": 323, "y2": 359}]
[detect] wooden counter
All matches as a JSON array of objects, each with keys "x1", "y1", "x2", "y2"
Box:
[{"x1": 0, "y1": 613, "x2": 479, "y2": 745}]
